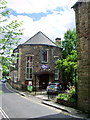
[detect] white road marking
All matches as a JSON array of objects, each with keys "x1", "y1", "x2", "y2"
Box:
[{"x1": 0, "y1": 107, "x2": 10, "y2": 120}]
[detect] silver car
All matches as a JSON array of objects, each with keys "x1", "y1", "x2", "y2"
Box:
[
  {"x1": 1, "y1": 78, "x2": 6, "y2": 83},
  {"x1": 46, "y1": 83, "x2": 63, "y2": 95}
]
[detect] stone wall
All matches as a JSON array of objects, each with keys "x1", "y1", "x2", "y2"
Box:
[
  {"x1": 73, "y1": 2, "x2": 90, "y2": 113},
  {"x1": 14, "y1": 44, "x2": 62, "y2": 90}
]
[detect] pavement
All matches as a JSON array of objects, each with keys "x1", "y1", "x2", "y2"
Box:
[{"x1": 6, "y1": 82, "x2": 90, "y2": 120}]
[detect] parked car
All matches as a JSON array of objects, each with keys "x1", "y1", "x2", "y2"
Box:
[
  {"x1": 1, "y1": 78, "x2": 6, "y2": 83},
  {"x1": 46, "y1": 83, "x2": 63, "y2": 95}
]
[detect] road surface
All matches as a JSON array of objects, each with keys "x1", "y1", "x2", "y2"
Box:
[{"x1": 0, "y1": 82, "x2": 80, "y2": 119}]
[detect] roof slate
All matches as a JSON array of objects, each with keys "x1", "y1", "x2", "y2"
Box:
[{"x1": 23, "y1": 31, "x2": 57, "y2": 47}]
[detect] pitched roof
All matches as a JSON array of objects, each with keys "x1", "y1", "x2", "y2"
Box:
[{"x1": 23, "y1": 31, "x2": 57, "y2": 47}]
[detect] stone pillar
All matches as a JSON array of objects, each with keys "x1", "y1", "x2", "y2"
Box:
[{"x1": 72, "y1": 1, "x2": 90, "y2": 113}]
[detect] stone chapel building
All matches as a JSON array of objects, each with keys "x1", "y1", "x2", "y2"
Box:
[{"x1": 10, "y1": 31, "x2": 62, "y2": 90}]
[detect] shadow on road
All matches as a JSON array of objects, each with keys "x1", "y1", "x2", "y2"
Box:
[
  {"x1": 8, "y1": 113, "x2": 84, "y2": 120},
  {"x1": 36, "y1": 113, "x2": 84, "y2": 120}
]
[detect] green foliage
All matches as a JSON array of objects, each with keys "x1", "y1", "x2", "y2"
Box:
[
  {"x1": 55, "y1": 29, "x2": 77, "y2": 85},
  {"x1": 56, "y1": 50, "x2": 77, "y2": 85},
  {"x1": 0, "y1": 0, "x2": 7, "y2": 9},
  {"x1": 0, "y1": 56, "x2": 11, "y2": 76},
  {"x1": 62, "y1": 29, "x2": 77, "y2": 58},
  {"x1": 0, "y1": 0, "x2": 23, "y2": 77},
  {"x1": 0, "y1": 90, "x2": 3, "y2": 95},
  {"x1": 1, "y1": 20, "x2": 23, "y2": 56},
  {"x1": 57, "y1": 85, "x2": 76, "y2": 102}
]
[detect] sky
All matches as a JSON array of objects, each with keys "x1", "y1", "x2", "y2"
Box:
[{"x1": 6, "y1": 0, "x2": 78, "y2": 43}]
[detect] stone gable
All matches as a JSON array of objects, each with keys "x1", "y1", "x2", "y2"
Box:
[{"x1": 10, "y1": 32, "x2": 62, "y2": 91}]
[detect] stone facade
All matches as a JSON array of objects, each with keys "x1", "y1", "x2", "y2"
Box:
[
  {"x1": 10, "y1": 32, "x2": 62, "y2": 91},
  {"x1": 72, "y1": 1, "x2": 90, "y2": 113}
]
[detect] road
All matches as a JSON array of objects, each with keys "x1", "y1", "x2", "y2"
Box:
[{"x1": 0, "y1": 82, "x2": 78, "y2": 119}]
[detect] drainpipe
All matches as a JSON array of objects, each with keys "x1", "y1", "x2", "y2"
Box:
[{"x1": 35, "y1": 75, "x2": 36, "y2": 95}]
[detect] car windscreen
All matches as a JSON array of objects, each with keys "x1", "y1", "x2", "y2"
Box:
[{"x1": 49, "y1": 84, "x2": 56, "y2": 87}]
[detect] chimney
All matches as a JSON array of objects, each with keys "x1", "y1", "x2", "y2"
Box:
[
  {"x1": 55, "y1": 38, "x2": 61, "y2": 46},
  {"x1": 55, "y1": 38, "x2": 61, "y2": 42}
]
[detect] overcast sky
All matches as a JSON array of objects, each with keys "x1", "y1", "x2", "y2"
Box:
[{"x1": 6, "y1": 0, "x2": 78, "y2": 43}]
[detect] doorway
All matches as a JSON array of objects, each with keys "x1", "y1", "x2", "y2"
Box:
[{"x1": 39, "y1": 74, "x2": 49, "y2": 89}]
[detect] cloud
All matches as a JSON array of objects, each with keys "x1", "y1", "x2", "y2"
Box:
[
  {"x1": 7, "y1": 8, "x2": 75, "y2": 43},
  {"x1": 5, "y1": 0, "x2": 77, "y2": 43},
  {"x1": 6, "y1": 0, "x2": 77, "y2": 14}
]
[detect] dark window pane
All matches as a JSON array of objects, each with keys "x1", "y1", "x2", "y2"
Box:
[
  {"x1": 30, "y1": 68, "x2": 32, "y2": 73},
  {"x1": 27, "y1": 68, "x2": 29, "y2": 74},
  {"x1": 41, "y1": 50, "x2": 47, "y2": 62},
  {"x1": 27, "y1": 74, "x2": 29, "y2": 79},
  {"x1": 30, "y1": 74, "x2": 32, "y2": 79},
  {"x1": 27, "y1": 62, "x2": 29, "y2": 67},
  {"x1": 27, "y1": 56, "x2": 29, "y2": 61}
]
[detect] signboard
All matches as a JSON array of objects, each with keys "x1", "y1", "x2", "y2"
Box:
[{"x1": 41, "y1": 65, "x2": 48, "y2": 69}]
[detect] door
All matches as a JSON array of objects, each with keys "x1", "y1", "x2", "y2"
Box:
[{"x1": 39, "y1": 74, "x2": 49, "y2": 89}]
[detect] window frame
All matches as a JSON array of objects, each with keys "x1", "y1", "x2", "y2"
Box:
[
  {"x1": 41, "y1": 50, "x2": 48, "y2": 63},
  {"x1": 26, "y1": 56, "x2": 33, "y2": 80}
]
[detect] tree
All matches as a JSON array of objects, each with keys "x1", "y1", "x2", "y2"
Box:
[
  {"x1": 62, "y1": 29, "x2": 77, "y2": 58},
  {"x1": 55, "y1": 29, "x2": 77, "y2": 88},
  {"x1": 0, "y1": 0, "x2": 23, "y2": 78},
  {"x1": 56, "y1": 50, "x2": 77, "y2": 85}
]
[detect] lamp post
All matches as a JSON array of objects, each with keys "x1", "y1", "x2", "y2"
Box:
[
  {"x1": 74, "y1": 69, "x2": 77, "y2": 101},
  {"x1": 35, "y1": 74, "x2": 36, "y2": 95}
]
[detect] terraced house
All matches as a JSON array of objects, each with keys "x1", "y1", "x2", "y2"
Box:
[{"x1": 9, "y1": 31, "x2": 62, "y2": 91}]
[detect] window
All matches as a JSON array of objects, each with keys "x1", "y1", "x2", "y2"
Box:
[
  {"x1": 26, "y1": 56, "x2": 33, "y2": 80},
  {"x1": 41, "y1": 50, "x2": 48, "y2": 63},
  {"x1": 55, "y1": 69, "x2": 59, "y2": 80}
]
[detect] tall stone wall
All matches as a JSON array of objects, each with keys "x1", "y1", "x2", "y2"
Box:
[{"x1": 73, "y1": 2, "x2": 90, "y2": 113}]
